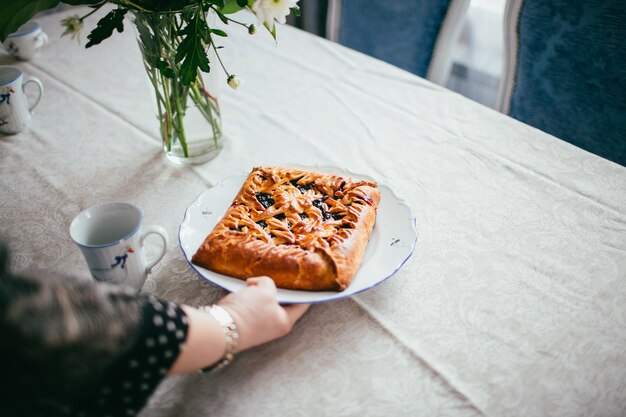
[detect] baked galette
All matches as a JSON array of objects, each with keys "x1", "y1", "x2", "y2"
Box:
[{"x1": 191, "y1": 166, "x2": 380, "y2": 291}]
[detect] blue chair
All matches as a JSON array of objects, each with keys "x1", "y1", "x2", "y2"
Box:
[
  {"x1": 327, "y1": 0, "x2": 470, "y2": 85},
  {"x1": 498, "y1": 0, "x2": 626, "y2": 166}
]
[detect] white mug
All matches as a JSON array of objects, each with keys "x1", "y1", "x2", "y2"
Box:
[
  {"x1": 70, "y1": 202, "x2": 169, "y2": 291},
  {"x1": 3, "y1": 21, "x2": 49, "y2": 60},
  {"x1": 0, "y1": 66, "x2": 43, "y2": 135}
]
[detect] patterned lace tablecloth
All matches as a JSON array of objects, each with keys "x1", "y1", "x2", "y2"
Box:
[{"x1": 1, "y1": 8, "x2": 625, "y2": 417}]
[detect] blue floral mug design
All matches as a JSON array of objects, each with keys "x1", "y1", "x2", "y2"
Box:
[{"x1": 70, "y1": 202, "x2": 169, "y2": 291}]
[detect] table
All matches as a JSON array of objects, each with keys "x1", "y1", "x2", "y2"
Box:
[{"x1": 2, "y1": 7, "x2": 625, "y2": 417}]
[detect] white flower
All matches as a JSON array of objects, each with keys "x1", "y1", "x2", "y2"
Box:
[
  {"x1": 227, "y1": 75, "x2": 242, "y2": 90},
  {"x1": 252, "y1": 0, "x2": 299, "y2": 27},
  {"x1": 60, "y1": 15, "x2": 84, "y2": 42}
]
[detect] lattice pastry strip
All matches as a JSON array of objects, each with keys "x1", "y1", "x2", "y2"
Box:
[{"x1": 192, "y1": 166, "x2": 380, "y2": 291}]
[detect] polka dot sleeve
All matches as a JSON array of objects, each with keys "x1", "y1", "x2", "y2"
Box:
[{"x1": 71, "y1": 297, "x2": 189, "y2": 417}]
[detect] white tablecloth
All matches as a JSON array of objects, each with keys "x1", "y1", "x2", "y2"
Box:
[{"x1": 1, "y1": 8, "x2": 625, "y2": 417}]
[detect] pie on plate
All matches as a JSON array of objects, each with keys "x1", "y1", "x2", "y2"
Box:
[{"x1": 191, "y1": 166, "x2": 380, "y2": 291}]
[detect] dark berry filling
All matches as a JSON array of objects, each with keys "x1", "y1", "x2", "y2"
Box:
[
  {"x1": 312, "y1": 199, "x2": 342, "y2": 221},
  {"x1": 256, "y1": 193, "x2": 274, "y2": 208},
  {"x1": 256, "y1": 220, "x2": 267, "y2": 228},
  {"x1": 291, "y1": 179, "x2": 315, "y2": 194},
  {"x1": 298, "y1": 184, "x2": 315, "y2": 193},
  {"x1": 312, "y1": 199, "x2": 326, "y2": 211},
  {"x1": 330, "y1": 212, "x2": 344, "y2": 221},
  {"x1": 275, "y1": 213, "x2": 286, "y2": 221}
]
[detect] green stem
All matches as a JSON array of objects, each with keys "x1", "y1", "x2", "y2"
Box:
[
  {"x1": 169, "y1": 16, "x2": 190, "y2": 157},
  {"x1": 210, "y1": 7, "x2": 252, "y2": 29},
  {"x1": 79, "y1": 2, "x2": 106, "y2": 21},
  {"x1": 111, "y1": 0, "x2": 151, "y2": 12},
  {"x1": 162, "y1": 74, "x2": 174, "y2": 151},
  {"x1": 209, "y1": 32, "x2": 231, "y2": 78},
  {"x1": 171, "y1": 74, "x2": 189, "y2": 157},
  {"x1": 148, "y1": 67, "x2": 167, "y2": 141},
  {"x1": 191, "y1": 83, "x2": 220, "y2": 145}
]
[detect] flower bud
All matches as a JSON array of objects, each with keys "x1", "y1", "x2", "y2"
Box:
[
  {"x1": 248, "y1": 24, "x2": 257, "y2": 35},
  {"x1": 227, "y1": 75, "x2": 242, "y2": 90}
]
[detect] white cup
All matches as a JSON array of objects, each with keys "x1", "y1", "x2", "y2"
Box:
[
  {"x1": 70, "y1": 202, "x2": 169, "y2": 291},
  {"x1": 3, "y1": 21, "x2": 49, "y2": 60},
  {"x1": 0, "y1": 66, "x2": 43, "y2": 135}
]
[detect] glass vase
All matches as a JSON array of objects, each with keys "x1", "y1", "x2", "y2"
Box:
[{"x1": 131, "y1": 8, "x2": 223, "y2": 165}]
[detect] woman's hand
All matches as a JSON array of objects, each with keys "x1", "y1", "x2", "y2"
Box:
[
  {"x1": 219, "y1": 277, "x2": 310, "y2": 352},
  {"x1": 169, "y1": 277, "x2": 309, "y2": 375}
]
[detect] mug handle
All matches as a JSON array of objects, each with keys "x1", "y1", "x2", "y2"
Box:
[
  {"x1": 37, "y1": 32, "x2": 49, "y2": 48},
  {"x1": 23, "y1": 77, "x2": 44, "y2": 112},
  {"x1": 141, "y1": 225, "x2": 169, "y2": 274}
]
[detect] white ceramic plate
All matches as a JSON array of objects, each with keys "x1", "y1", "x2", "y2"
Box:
[{"x1": 179, "y1": 166, "x2": 417, "y2": 304}]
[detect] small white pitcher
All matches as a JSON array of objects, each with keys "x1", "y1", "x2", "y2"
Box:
[{"x1": 0, "y1": 66, "x2": 43, "y2": 135}]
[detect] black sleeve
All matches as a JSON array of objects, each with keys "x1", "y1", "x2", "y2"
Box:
[
  {"x1": 69, "y1": 296, "x2": 190, "y2": 417},
  {"x1": 1, "y1": 241, "x2": 190, "y2": 417}
]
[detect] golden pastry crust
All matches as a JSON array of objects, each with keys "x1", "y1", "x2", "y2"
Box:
[{"x1": 191, "y1": 166, "x2": 380, "y2": 291}]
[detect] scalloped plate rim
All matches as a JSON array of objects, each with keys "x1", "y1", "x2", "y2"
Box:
[{"x1": 179, "y1": 166, "x2": 417, "y2": 304}]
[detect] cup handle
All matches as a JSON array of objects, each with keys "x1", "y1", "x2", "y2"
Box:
[
  {"x1": 23, "y1": 77, "x2": 44, "y2": 112},
  {"x1": 35, "y1": 32, "x2": 49, "y2": 49},
  {"x1": 141, "y1": 225, "x2": 169, "y2": 274}
]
